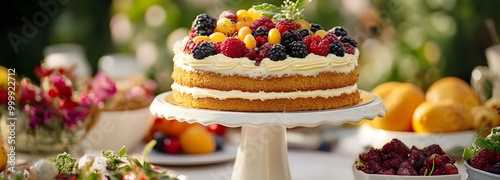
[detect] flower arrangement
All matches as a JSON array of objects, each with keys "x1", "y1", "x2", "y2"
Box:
[{"x1": 0, "y1": 66, "x2": 117, "y2": 154}]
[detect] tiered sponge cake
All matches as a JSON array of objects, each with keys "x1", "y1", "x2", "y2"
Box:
[{"x1": 169, "y1": 5, "x2": 360, "y2": 112}]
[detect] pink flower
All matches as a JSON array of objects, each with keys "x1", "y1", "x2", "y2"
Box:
[
  {"x1": 126, "y1": 86, "x2": 147, "y2": 100},
  {"x1": 62, "y1": 107, "x2": 89, "y2": 129},
  {"x1": 19, "y1": 79, "x2": 44, "y2": 106},
  {"x1": 142, "y1": 80, "x2": 158, "y2": 94},
  {"x1": 50, "y1": 75, "x2": 73, "y2": 99},
  {"x1": 25, "y1": 106, "x2": 56, "y2": 130},
  {"x1": 91, "y1": 72, "x2": 117, "y2": 102}
]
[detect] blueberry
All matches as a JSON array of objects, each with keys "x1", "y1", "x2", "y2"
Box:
[
  {"x1": 153, "y1": 132, "x2": 167, "y2": 153},
  {"x1": 213, "y1": 135, "x2": 225, "y2": 151}
]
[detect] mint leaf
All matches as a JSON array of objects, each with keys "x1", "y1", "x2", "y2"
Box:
[
  {"x1": 293, "y1": 0, "x2": 310, "y2": 13},
  {"x1": 463, "y1": 148, "x2": 476, "y2": 161},
  {"x1": 119, "y1": 146, "x2": 127, "y2": 157},
  {"x1": 253, "y1": 3, "x2": 281, "y2": 18}
]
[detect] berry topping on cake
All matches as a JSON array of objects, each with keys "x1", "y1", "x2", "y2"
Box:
[
  {"x1": 298, "y1": 29, "x2": 311, "y2": 38},
  {"x1": 329, "y1": 41, "x2": 345, "y2": 57},
  {"x1": 310, "y1": 23, "x2": 323, "y2": 33},
  {"x1": 330, "y1": 26, "x2": 348, "y2": 37},
  {"x1": 192, "y1": 14, "x2": 217, "y2": 36},
  {"x1": 192, "y1": 42, "x2": 217, "y2": 59},
  {"x1": 250, "y1": 17, "x2": 275, "y2": 31},
  {"x1": 221, "y1": 37, "x2": 246, "y2": 58},
  {"x1": 340, "y1": 36, "x2": 358, "y2": 47},
  {"x1": 289, "y1": 41, "x2": 308, "y2": 58},
  {"x1": 184, "y1": 0, "x2": 358, "y2": 63},
  {"x1": 219, "y1": 10, "x2": 237, "y2": 21},
  {"x1": 252, "y1": 26, "x2": 268, "y2": 37},
  {"x1": 275, "y1": 20, "x2": 300, "y2": 34},
  {"x1": 309, "y1": 36, "x2": 330, "y2": 56},
  {"x1": 268, "y1": 44, "x2": 287, "y2": 61},
  {"x1": 280, "y1": 30, "x2": 301, "y2": 47},
  {"x1": 343, "y1": 42, "x2": 355, "y2": 55}
]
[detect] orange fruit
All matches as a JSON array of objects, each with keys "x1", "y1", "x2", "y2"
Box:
[
  {"x1": 0, "y1": 145, "x2": 6, "y2": 171},
  {"x1": 153, "y1": 118, "x2": 196, "y2": 137},
  {"x1": 425, "y1": 77, "x2": 480, "y2": 110},
  {"x1": 179, "y1": 125, "x2": 216, "y2": 154},
  {"x1": 412, "y1": 100, "x2": 472, "y2": 133},
  {"x1": 349, "y1": 82, "x2": 404, "y2": 127},
  {"x1": 369, "y1": 83, "x2": 425, "y2": 131}
]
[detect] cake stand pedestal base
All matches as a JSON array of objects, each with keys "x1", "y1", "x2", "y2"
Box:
[{"x1": 231, "y1": 125, "x2": 291, "y2": 180}]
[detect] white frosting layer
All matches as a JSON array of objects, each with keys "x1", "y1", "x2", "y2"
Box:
[
  {"x1": 172, "y1": 82, "x2": 358, "y2": 100},
  {"x1": 173, "y1": 38, "x2": 359, "y2": 78}
]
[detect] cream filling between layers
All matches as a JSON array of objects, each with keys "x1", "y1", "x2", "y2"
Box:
[
  {"x1": 171, "y1": 82, "x2": 358, "y2": 100},
  {"x1": 173, "y1": 38, "x2": 359, "y2": 78}
]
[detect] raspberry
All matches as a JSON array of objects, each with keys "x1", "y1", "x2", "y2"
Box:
[
  {"x1": 184, "y1": 39, "x2": 201, "y2": 53},
  {"x1": 280, "y1": 30, "x2": 301, "y2": 47},
  {"x1": 324, "y1": 33, "x2": 339, "y2": 43},
  {"x1": 256, "y1": 36, "x2": 268, "y2": 47},
  {"x1": 275, "y1": 20, "x2": 300, "y2": 34},
  {"x1": 408, "y1": 149, "x2": 425, "y2": 168},
  {"x1": 340, "y1": 36, "x2": 358, "y2": 47},
  {"x1": 382, "y1": 157, "x2": 403, "y2": 169},
  {"x1": 359, "y1": 147, "x2": 383, "y2": 163},
  {"x1": 310, "y1": 23, "x2": 323, "y2": 33},
  {"x1": 221, "y1": 37, "x2": 246, "y2": 58},
  {"x1": 245, "y1": 48, "x2": 258, "y2": 60},
  {"x1": 192, "y1": 42, "x2": 216, "y2": 59},
  {"x1": 329, "y1": 26, "x2": 348, "y2": 37},
  {"x1": 382, "y1": 169, "x2": 395, "y2": 175},
  {"x1": 381, "y1": 139, "x2": 410, "y2": 158},
  {"x1": 309, "y1": 37, "x2": 330, "y2": 56},
  {"x1": 252, "y1": 26, "x2": 268, "y2": 37},
  {"x1": 302, "y1": 36, "x2": 313, "y2": 48},
  {"x1": 214, "y1": 42, "x2": 223, "y2": 54},
  {"x1": 189, "y1": 29, "x2": 196, "y2": 39},
  {"x1": 192, "y1": 14, "x2": 217, "y2": 36},
  {"x1": 298, "y1": 29, "x2": 310, "y2": 38},
  {"x1": 268, "y1": 44, "x2": 287, "y2": 61},
  {"x1": 288, "y1": 41, "x2": 308, "y2": 58},
  {"x1": 250, "y1": 17, "x2": 275, "y2": 31},
  {"x1": 343, "y1": 42, "x2": 355, "y2": 55},
  {"x1": 491, "y1": 162, "x2": 500, "y2": 175},
  {"x1": 421, "y1": 144, "x2": 445, "y2": 156},
  {"x1": 329, "y1": 41, "x2": 345, "y2": 57},
  {"x1": 444, "y1": 163, "x2": 459, "y2": 174},
  {"x1": 219, "y1": 10, "x2": 237, "y2": 21},
  {"x1": 470, "y1": 149, "x2": 495, "y2": 170},
  {"x1": 396, "y1": 161, "x2": 417, "y2": 175},
  {"x1": 255, "y1": 43, "x2": 272, "y2": 65}
]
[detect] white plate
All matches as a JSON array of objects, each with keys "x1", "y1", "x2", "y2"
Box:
[
  {"x1": 145, "y1": 143, "x2": 238, "y2": 166},
  {"x1": 149, "y1": 91, "x2": 386, "y2": 128}
]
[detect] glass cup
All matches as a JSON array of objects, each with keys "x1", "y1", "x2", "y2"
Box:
[{"x1": 471, "y1": 44, "x2": 500, "y2": 102}]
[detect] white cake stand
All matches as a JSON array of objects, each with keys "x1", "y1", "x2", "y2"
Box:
[{"x1": 149, "y1": 91, "x2": 386, "y2": 180}]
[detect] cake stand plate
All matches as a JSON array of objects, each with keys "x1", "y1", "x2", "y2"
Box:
[{"x1": 149, "y1": 91, "x2": 386, "y2": 180}]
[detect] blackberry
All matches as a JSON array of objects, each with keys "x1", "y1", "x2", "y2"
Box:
[
  {"x1": 252, "y1": 26, "x2": 268, "y2": 37},
  {"x1": 280, "y1": 30, "x2": 301, "y2": 47},
  {"x1": 491, "y1": 162, "x2": 500, "y2": 175},
  {"x1": 288, "y1": 41, "x2": 308, "y2": 58},
  {"x1": 298, "y1": 29, "x2": 311, "y2": 38},
  {"x1": 340, "y1": 36, "x2": 358, "y2": 47},
  {"x1": 329, "y1": 41, "x2": 345, "y2": 57},
  {"x1": 330, "y1": 26, "x2": 348, "y2": 36},
  {"x1": 310, "y1": 23, "x2": 323, "y2": 33},
  {"x1": 268, "y1": 44, "x2": 287, "y2": 61},
  {"x1": 192, "y1": 42, "x2": 216, "y2": 59},
  {"x1": 192, "y1": 14, "x2": 216, "y2": 36}
]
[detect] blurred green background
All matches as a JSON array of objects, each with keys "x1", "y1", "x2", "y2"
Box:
[{"x1": 1, "y1": 0, "x2": 499, "y2": 92}]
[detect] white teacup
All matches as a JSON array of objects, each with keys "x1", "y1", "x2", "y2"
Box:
[{"x1": 472, "y1": 45, "x2": 500, "y2": 102}]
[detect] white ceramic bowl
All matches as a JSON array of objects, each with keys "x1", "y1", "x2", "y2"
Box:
[
  {"x1": 352, "y1": 165, "x2": 462, "y2": 180},
  {"x1": 82, "y1": 107, "x2": 153, "y2": 152},
  {"x1": 464, "y1": 161, "x2": 500, "y2": 180},
  {"x1": 358, "y1": 124, "x2": 474, "y2": 157}
]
